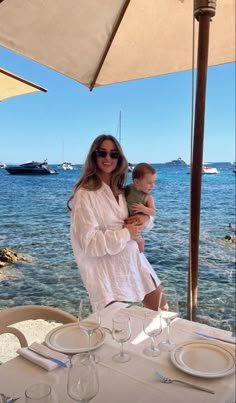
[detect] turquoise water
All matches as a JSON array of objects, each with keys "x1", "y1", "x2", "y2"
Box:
[{"x1": 0, "y1": 163, "x2": 235, "y2": 331}]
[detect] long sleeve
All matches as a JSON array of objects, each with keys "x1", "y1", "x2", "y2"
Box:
[{"x1": 71, "y1": 187, "x2": 131, "y2": 257}]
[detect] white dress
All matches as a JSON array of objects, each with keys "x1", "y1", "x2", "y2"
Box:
[{"x1": 70, "y1": 182, "x2": 160, "y2": 307}]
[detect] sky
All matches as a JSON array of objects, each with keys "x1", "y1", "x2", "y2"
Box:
[{"x1": 0, "y1": 46, "x2": 235, "y2": 165}]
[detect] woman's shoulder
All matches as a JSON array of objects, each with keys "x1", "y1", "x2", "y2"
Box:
[
  {"x1": 74, "y1": 187, "x2": 92, "y2": 202},
  {"x1": 75, "y1": 185, "x2": 104, "y2": 199}
]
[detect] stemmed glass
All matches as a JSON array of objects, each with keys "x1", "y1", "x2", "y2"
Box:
[
  {"x1": 158, "y1": 287, "x2": 179, "y2": 350},
  {"x1": 78, "y1": 298, "x2": 101, "y2": 359},
  {"x1": 67, "y1": 352, "x2": 99, "y2": 402},
  {"x1": 25, "y1": 383, "x2": 53, "y2": 402},
  {"x1": 112, "y1": 314, "x2": 131, "y2": 363},
  {"x1": 143, "y1": 310, "x2": 162, "y2": 357}
]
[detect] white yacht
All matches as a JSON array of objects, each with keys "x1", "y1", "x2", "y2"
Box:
[
  {"x1": 166, "y1": 157, "x2": 188, "y2": 166},
  {"x1": 59, "y1": 162, "x2": 73, "y2": 170},
  {"x1": 202, "y1": 166, "x2": 219, "y2": 174}
]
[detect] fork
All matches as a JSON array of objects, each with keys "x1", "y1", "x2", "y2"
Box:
[{"x1": 155, "y1": 371, "x2": 215, "y2": 394}]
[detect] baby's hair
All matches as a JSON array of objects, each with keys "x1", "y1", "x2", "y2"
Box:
[{"x1": 132, "y1": 163, "x2": 156, "y2": 180}]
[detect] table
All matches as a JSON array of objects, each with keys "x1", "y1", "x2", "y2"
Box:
[{"x1": 0, "y1": 303, "x2": 235, "y2": 402}]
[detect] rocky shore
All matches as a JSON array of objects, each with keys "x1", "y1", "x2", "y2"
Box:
[{"x1": 0, "y1": 248, "x2": 32, "y2": 267}]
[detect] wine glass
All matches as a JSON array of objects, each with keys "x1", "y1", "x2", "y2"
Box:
[
  {"x1": 158, "y1": 287, "x2": 179, "y2": 350},
  {"x1": 25, "y1": 383, "x2": 53, "y2": 402},
  {"x1": 78, "y1": 298, "x2": 101, "y2": 359},
  {"x1": 143, "y1": 310, "x2": 162, "y2": 357},
  {"x1": 67, "y1": 352, "x2": 99, "y2": 402},
  {"x1": 112, "y1": 314, "x2": 131, "y2": 363}
]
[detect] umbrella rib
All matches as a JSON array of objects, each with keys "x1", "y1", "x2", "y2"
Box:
[
  {"x1": 0, "y1": 67, "x2": 47, "y2": 92},
  {"x1": 89, "y1": 0, "x2": 131, "y2": 91}
]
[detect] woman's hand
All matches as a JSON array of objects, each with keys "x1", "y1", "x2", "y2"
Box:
[
  {"x1": 125, "y1": 213, "x2": 149, "y2": 227},
  {"x1": 123, "y1": 222, "x2": 142, "y2": 240}
]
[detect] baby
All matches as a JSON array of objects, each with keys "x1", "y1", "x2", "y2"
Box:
[{"x1": 125, "y1": 162, "x2": 157, "y2": 252}]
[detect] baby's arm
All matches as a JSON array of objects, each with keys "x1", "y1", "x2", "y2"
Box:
[{"x1": 132, "y1": 194, "x2": 156, "y2": 216}]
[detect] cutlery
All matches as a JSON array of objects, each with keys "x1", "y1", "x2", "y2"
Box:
[
  {"x1": 27, "y1": 346, "x2": 68, "y2": 368},
  {"x1": 155, "y1": 371, "x2": 215, "y2": 394},
  {"x1": 193, "y1": 331, "x2": 236, "y2": 345},
  {"x1": 0, "y1": 393, "x2": 20, "y2": 402}
]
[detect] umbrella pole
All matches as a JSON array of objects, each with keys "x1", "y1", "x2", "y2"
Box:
[{"x1": 188, "y1": 2, "x2": 216, "y2": 321}]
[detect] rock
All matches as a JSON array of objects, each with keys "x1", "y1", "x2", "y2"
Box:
[
  {"x1": 224, "y1": 235, "x2": 236, "y2": 243},
  {"x1": 0, "y1": 248, "x2": 18, "y2": 263},
  {"x1": 0, "y1": 248, "x2": 31, "y2": 267}
]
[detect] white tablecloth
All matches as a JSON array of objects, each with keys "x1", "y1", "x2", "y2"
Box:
[{"x1": 0, "y1": 303, "x2": 235, "y2": 403}]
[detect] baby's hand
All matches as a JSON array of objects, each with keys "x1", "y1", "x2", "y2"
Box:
[{"x1": 132, "y1": 203, "x2": 145, "y2": 214}]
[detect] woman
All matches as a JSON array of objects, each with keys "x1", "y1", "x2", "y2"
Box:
[{"x1": 67, "y1": 134, "x2": 163, "y2": 310}]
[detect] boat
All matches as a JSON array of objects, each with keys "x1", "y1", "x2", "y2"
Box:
[
  {"x1": 5, "y1": 160, "x2": 58, "y2": 175},
  {"x1": 166, "y1": 157, "x2": 188, "y2": 166},
  {"x1": 58, "y1": 162, "x2": 73, "y2": 170},
  {"x1": 116, "y1": 111, "x2": 134, "y2": 173},
  {"x1": 202, "y1": 166, "x2": 219, "y2": 175},
  {"x1": 128, "y1": 162, "x2": 134, "y2": 173},
  {"x1": 233, "y1": 169, "x2": 236, "y2": 174},
  {"x1": 58, "y1": 140, "x2": 73, "y2": 170},
  {"x1": 187, "y1": 165, "x2": 219, "y2": 175},
  {"x1": 0, "y1": 162, "x2": 6, "y2": 169}
]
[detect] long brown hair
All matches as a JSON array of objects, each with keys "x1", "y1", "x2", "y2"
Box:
[{"x1": 67, "y1": 134, "x2": 128, "y2": 210}]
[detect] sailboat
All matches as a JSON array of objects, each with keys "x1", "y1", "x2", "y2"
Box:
[
  {"x1": 58, "y1": 141, "x2": 74, "y2": 170},
  {"x1": 59, "y1": 162, "x2": 73, "y2": 170},
  {"x1": 117, "y1": 111, "x2": 134, "y2": 173}
]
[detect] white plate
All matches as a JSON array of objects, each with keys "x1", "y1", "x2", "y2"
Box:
[
  {"x1": 45, "y1": 323, "x2": 106, "y2": 354},
  {"x1": 170, "y1": 340, "x2": 235, "y2": 378}
]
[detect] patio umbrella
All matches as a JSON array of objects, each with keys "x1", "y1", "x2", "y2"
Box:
[
  {"x1": 0, "y1": 67, "x2": 47, "y2": 101},
  {"x1": 0, "y1": 0, "x2": 235, "y2": 320},
  {"x1": 0, "y1": 1, "x2": 234, "y2": 88}
]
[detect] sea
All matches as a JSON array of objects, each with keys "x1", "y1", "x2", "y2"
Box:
[{"x1": 0, "y1": 162, "x2": 235, "y2": 332}]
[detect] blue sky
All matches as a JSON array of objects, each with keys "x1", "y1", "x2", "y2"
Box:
[{"x1": 0, "y1": 47, "x2": 235, "y2": 165}]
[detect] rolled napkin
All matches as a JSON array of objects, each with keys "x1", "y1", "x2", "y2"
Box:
[{"x1": 17, "y1": 342, "x2": 70, "y2": 371}]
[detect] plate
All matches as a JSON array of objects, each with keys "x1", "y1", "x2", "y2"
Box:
[
  {"x1": 45, "y1": 323, "x2": 106, "y2": 354},
  {"x1": 170, "y1": 340, "x2": 235, "y2": 378}
]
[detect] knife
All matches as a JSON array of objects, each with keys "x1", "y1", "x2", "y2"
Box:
[
  {"x1": 193, "y1": 331, "x2": 236, "y2": 345},
  {"x1": 28, "y1": 346, "x2": 68, "y2": 368}
]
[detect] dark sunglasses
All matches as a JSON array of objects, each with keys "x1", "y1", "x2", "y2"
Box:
[{"x1": 95, "y1": 149, "x2": 120, "y2": 159}]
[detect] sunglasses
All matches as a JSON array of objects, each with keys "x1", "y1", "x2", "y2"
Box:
[{"x1": 95, "y1": 149, "x2": 120, "y2": 159}]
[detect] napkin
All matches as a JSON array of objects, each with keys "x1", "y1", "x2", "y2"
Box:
[{"x1": 17, "y1": 342, "x2": 70, "y2": 371}]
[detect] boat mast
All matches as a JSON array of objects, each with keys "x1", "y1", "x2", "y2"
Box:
[
  {"x1": 118, "y1": 111, "x2": 121, "y2": 144},
  {"x1": 61, "y1": 140, "x2": 64, "y2": 162}
]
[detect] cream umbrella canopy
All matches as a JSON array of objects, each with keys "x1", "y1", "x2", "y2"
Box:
[
  {"x1": 0, "y1": 1, "x2": 234, "y2": 89},
  {"x1": 0, "y1": 67, "x2": 47, "y2": 101},
  {"x1": 0, "y1": 0, "x2": 235, "y2": 320}
]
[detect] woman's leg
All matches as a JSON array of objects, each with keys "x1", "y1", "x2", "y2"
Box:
[{"x1": 142, "y1": 285, "x2": 167, "y2": 310}]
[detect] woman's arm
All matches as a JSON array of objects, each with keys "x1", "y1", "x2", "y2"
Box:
[
  {"x1": 125, "y1": 213, "x2": 154, "y2": 232},
  {"x1": 71, "y1": 190, "x2": 141, "y2": 257}
]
